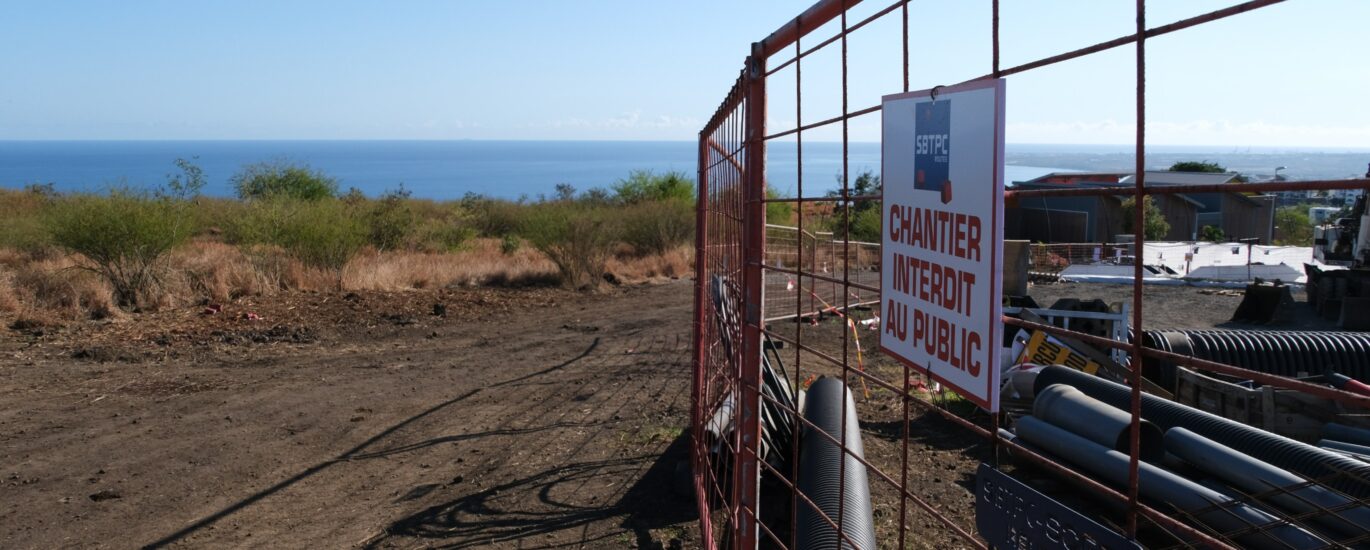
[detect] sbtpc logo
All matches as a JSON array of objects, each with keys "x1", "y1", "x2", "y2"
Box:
[{"x1": 914, "y1": 100, "x2": 951, "y2": 203}]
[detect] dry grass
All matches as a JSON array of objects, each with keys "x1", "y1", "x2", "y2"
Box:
[
  {"x1": 7, "y1": 257, "x2": 119, "y2": 320},
  {"x1": 0, "y1": 236, "x2": 690, "y2": 320},
  {"x1": 606, "y1": 245, "x2": 694, "y2": 284},
  {"x1": 343, "y1": 238, "x2": 559, "y2": 290}
]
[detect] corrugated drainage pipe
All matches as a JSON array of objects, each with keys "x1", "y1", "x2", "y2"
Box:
[
  {"x1": 1034, "y1": 365, "x2": 1370, "y2": 498},
  {"x1": 1323, "y1": 423, "x2": 1370, "y2": 448},
  {"x1": 1166, "y1": 427, "x2": 1370, "y2": 541},
  {"x1": 1017, "y1": 416, "x2": 1327, "y2": 549},
  {"x1": 1143, "y1": 330, "x2": 1370, "y2": 389},
  {"x1": 1033, "y1": 384, "x2": 1164, "y2": 462},
  {"x1": 796, "y1": 377, "x2": 876, "y2": 550},
  {"x1": 1319, "y1": 439, "x2": 1370, "y2": 459}
]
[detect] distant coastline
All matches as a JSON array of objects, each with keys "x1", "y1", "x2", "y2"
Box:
[{"x1": 1, "y1": 140, "x2": 1365, "y2": 200}]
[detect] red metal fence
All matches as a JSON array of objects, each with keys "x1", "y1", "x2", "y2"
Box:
[{"x1": 692, "y1": 1, "x2": 1370, "y2": 548}]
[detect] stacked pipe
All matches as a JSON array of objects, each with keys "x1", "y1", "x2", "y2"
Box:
[
  {"x1": 1015, "y1": 365, "x2": 1370, "y2": 547},
  {"x1": 1034, "y1": 365, "x2": 1370, "y2": 499},
  {"x1": 1143, "y1": 329, "x2": 1370, "y2": 390}
]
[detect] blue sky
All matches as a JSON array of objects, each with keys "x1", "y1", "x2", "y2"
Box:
[{"x1": 2, "y1": 1, "x2": 1367, "y2": 147}]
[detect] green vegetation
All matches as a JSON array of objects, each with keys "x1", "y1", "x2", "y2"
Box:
[
  {"x1": 5, "y1": 160, "x2": 700, "y2": 298},
  {"x1": 227, "y1": 199, "x2": 367, "y2": 277},
  {"x1": 611, "y1": 170, "x2": 693, "y2": 204},
  {"x1": 45, "y1": 188, "x2": 195, "y2": 307},
  {"x1": 232, "y1": 159, "x2": 339, "y2": 201},
  {"x1": 1169, "y1": 161, "x2": 1227, "y2": 173},
  {"x1": 765, "y1": 188, "x2": 794, "y2": 226},
  {"x1": 1120, "y1": 195, "x2": 1171, "y2": 240},
  {"x1": 824, "y1": 169, "x2": 883, "y2": 242},
  {"x1": 519, "y1": 203, "x2": 620, "y2": 289},
  {"x1": 1200, "y1": 224, "x2": 1226, "y2": 242},
  {"x1": 1274, "y1": 204, "x2": 1314, "y2": 246}
]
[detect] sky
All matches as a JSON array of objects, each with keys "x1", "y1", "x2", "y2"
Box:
[{"x1": 1, "y1": 1, "x2": 1367, "y2": 147}]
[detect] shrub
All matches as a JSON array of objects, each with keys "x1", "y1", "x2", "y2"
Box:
[
  {"x1": 231, "y1": 160, "x2": 338, "y2": 201},
  {"x1": 612, "y1": 170, "x2": 694, "y2": 205},
  {"x1": 1121, "y1": 196, "x2": 1170, "y2": 240},
  {"x1": 366, "y1": 186, "x2": 418, "y2": 251},
  {"x1": 619, "y1": 199, "x2": 694, "y2": 255},
  {"x1": 1200, "y1": 224, "x2": 1226, "y2": 243},
  {"x1": 44, "y1": 189, "x2": 194, "y2": 308},
  {"x1": 500, "y1": 235, "x2": 521, "y2": 255},
  {"x1": 519, "y1": 203, "x2": 619, "y2": 289},
  {"x1": 765, "y1": 188, "x2": 793, "y2": 225},
  {"x1": 0, "y1": 187, "x2": 56, "y2": 255},
  {"x1": 226, "y1": 199, "x2": 366, "y2": 281},
  {"x1": 461, "y1": 194, "x2": 525, "y2": 237}
]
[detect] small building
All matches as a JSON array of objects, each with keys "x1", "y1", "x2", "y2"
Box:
[{"x1": 1006, "y1": 171, "x2": 1274, "y2": 243}]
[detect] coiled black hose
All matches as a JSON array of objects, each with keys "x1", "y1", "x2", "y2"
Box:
[
  {"x1": 796, "y1": 377, "x2": 876, "y2": 550},
  {"x1": 1034, "y1": 365, "x2": 1370, "y2": 498},
  {"x1": 1142, "y1": 329, "x2": 1370, "y2": 390}
]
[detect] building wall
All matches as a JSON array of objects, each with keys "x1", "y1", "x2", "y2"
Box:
[
  {"x1": 1220, "y1": 194, "x2": 1275, "y2": 243},
  {"x1": 1155, "y1": 195, "x2": 1198, "y2": 241}
]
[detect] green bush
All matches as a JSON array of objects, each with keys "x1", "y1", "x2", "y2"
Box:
[
  {"x1": 461, "y1": 194, "x2": 525, "y2": 237},
  {"x1": 500, "y1": 234, "x2": 521, "y2": 255},
  {"x1": 0, "y1": 187, "x2": 55, "y2": 254},
  {"x1": 1121, "y1": 196, "x2": 1171, "y2": 240},
  {"x1": 231, "y1": 160, "x2": 338, "y2": 201},
  {"x1": 1200, "y1": 224, "x2": 1226, "y2": 243},
  {"x1": 519, "y1": 203, "x2": 619, "y2": 289},
  {"x1": 612, "y1": 170, "x2": 694, "y2": 205},
  {"x1": 227, "y1": 199, "x2": 366, "y2": 277},
  {"x1": 619, "y1": 199, "x2": 694, "y2": 255},
  {"x1": 366, "y1": 187, "x2": 418, "y2": 251},
  {"x1": 44, "y1": 189, "x2": 194, "y2": 307}
]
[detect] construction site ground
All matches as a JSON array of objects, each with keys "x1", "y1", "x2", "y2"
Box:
[{"x1": 0, "y1": 279, "x2": 1327, "y2": 549}]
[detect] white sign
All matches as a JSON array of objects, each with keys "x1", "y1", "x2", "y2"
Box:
[{"x1": 879, "y1": 79, "x2": 1005, "y2": 411}]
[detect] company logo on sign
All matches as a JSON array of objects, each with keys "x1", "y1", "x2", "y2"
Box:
[{"x1": 914, "y1": 100, "x2": 951, "y2": 197}]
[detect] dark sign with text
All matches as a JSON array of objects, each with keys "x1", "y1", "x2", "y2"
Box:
[{"x1": 975, "y1": 464, "x2": 1139, "y2": 550}]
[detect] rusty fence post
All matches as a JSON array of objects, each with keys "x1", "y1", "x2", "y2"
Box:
[{"x1": 732, "y1": 41, "x2": 768, "y2": 550}]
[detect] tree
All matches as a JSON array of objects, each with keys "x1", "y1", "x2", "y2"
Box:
[
  {"x1": 1274, "y1": 205, "x2": 1313, "y2": 246},
  {"x1": 1169, "y1": 161, "x2": 1227, "y2": 173},
  {"x1": 1120, "y1": 196, "x2": 1170, "y2": 240},
  {"x1": 232, "y1": 160, "x2": 338, "y2": 201},
  {"x1": 826, "y1": 169, "x2": 883, "y2": 241}
]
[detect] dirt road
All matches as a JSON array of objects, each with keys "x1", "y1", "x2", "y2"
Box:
[{"x1": 1, "y1": 282, "x2": 698, "y2": 549}]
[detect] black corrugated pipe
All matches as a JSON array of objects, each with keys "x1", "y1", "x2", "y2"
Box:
[
  {"x1": 1319, "y1": 439, "x2": 1370, "y2": 459},
  {"x1": 1143, "y1": 330, "x2": 1370, "y2": 390},
  {"x1": 1324, "y1": 423, "x2": 1370, "y2": 448},
  {"x1": 1034, "y1": 365, "x2": 1370, "y2": 498},
  {"x1": 1033, "y1": 384, "x2": 1165, "y2": 462},
  {"x1": 1166, "y1": 427, "x2": 1370, "y2": 541},
  {"x1": 1017, "y1": 416, "x2": 1328, "y2": 549},
  {"x1": 796, "y1": 377, "x2": 876, "y2": 550}
]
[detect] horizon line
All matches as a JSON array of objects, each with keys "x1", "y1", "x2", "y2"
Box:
[{"x1": 1, "y1": 138, "x2": 1368, "y2": 151}]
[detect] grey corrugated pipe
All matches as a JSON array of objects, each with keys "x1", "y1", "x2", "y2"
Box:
[
  {"x1": 1017, "y1": 416, "x2": 1327, "y2": 549},
  {"x1": 796, "y1": 377, "x2": 876, "y2": 550},
  {"x1": 1033, "y1": 384, "x2": 1165, "y2": 462},
  {"x1": 1034, "y1": 365, "x2": 1370, "y2": 498},
  {"x1": 1167, "y1": 427, "x2": 1370, "y2": 542}
]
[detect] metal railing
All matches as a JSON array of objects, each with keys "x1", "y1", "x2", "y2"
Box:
[{"x1": 692, "y1": 1, "x2": 1370, "y2": 548}]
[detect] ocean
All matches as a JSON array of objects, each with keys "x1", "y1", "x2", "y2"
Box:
[{"x1": 0, "y1": 140, "x2": 1365, "y2": 200}]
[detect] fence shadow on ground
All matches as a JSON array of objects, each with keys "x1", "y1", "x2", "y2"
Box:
[{"x1": 365, "y1": 433, "x2": 696, "y2": 549}]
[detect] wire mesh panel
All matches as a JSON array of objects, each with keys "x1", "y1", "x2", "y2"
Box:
[{"x1": 694, "y1": 1, "x2": 1370, "y2": 549}]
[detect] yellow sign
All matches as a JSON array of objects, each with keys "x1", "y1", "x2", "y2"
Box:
[{"x1": 1018, "y1": 330, "x2": 1101, "y2": 375}]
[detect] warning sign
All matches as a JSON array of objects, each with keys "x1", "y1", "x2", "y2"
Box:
[{"x1": 879, "y1": 79, "x2": 1006, "y2": 411}]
